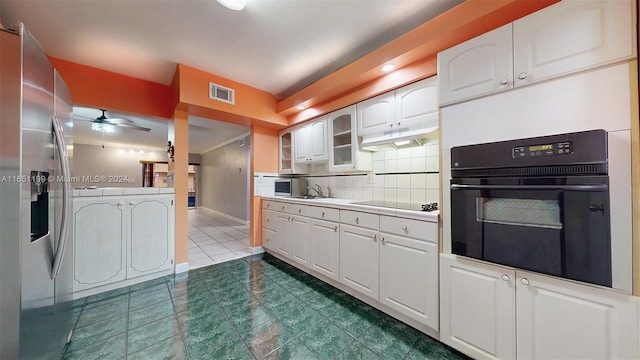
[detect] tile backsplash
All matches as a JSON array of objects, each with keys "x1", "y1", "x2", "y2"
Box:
[{"x1": 254, "y1": 140, "x2": 439, "y2": 204}]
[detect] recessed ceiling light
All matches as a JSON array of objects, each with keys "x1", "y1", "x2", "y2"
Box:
[
  {"x1": 381, "y1": 63, "x2": 396, "y2": 72},
  {"x1": 217, "y1": 0, "x2": 247, "y2": 10},
  {"x1": 296, "y1": 105, "x2": 306, "y2": 110}
]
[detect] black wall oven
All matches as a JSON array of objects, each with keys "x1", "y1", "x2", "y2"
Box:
[{"x1": 450, "y1": 130, "x2": 612, "y2": 288}]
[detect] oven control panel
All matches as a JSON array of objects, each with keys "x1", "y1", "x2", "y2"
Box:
[{"x1": 513, "y1": 141, "x2": 573, "y2": 158}]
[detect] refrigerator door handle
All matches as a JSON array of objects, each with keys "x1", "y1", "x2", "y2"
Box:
[{"x1": 51, "y1": 116, "x2": 72, "y2": 279}]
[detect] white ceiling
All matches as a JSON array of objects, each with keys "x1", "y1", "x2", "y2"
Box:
[
  {"x1": 72, "y1": 107, "x2": 249, "y2": 154},
  {"x1": 0, "y1": 0, "x2": 461, "y2": 98}
]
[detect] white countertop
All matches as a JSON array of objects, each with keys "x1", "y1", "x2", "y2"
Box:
[
  {"x1": 261, "y1": 196, "x2": 439, "y2": 222},
  {"x1": 73, "y1": 187, "x2": 175, "y2": 197}
]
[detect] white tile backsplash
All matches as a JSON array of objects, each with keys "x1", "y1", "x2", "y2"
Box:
[
  {"x1": 397, "y1": 174, "x2": 410, "y2": 188},
  {"x1": 397, "y1": 158, "x2": 411, "y2": 172},
  {"x1": 273, "y1": 140, "x2": 440, "y2": 205}
]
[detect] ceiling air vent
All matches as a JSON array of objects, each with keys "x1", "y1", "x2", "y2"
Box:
[{"x1": 209, "y1": 82, "x2": 235, "y2": 104}]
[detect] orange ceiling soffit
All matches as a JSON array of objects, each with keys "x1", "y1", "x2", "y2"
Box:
[
  {"x1": 288, "y1": 56, "x2": 437, "y2": 126},
  {"x1": 277, "y1": 0, "x2": 559, "y2": 117},
  {"x1": 49, "y1": 57, "x2": 176, "y2": 118},
  {"x1": 176, "y1": 64, "x2": 287, "y2": 128}
]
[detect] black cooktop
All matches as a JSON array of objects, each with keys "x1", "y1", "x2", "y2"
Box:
[{"x1": 354, "y1": 201, "x2": 438, "y2": 212}]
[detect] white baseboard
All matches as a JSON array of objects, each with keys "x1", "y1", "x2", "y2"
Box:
[
  {"x1": 174, "y1": 262, "x2": 189, "y2": 274},
  {"x1": 200, "y1": 207, "x2": 249, "y2": 225},
  {"x1": 251, "y1": 246, "x2": 265, "y2": 255}
]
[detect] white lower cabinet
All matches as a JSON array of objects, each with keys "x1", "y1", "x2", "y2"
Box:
[
  {"x1": 290, "y1": 215, "x2": 310, "y2": 267},
  {"x1": 72, "y1": 194, "x2": 175, "y2": 295},
  {"x1": 73, "y1": 198, "x2": 127, "y2": 291},
  {"x1": 127, "y1": 196, "x2": 174, "y2": 279},
  {"x1": 274, "y1": 211, "x2": 292, "y2": 257},
  {"x1": 440, "y1": 254, "x2": 640, "y2": 360},
  {"x1": 380, "y1": 233, "x2": 439, "y2": 330},
  {"x1": 261, "y1": 200, "x2": 441, "y2": 333},
  {"x1": 339, "y1": 223, "x2": 379, "y2": 300},
  {"x1": 440, "y1": 254, "x2": 516, "y2": 360},
  {"x1": 309, "y1": 218, "x2": 339, "y2": 281},
  {"x1": 516, "y1": 271, "x2": 639, "y2": 360}
]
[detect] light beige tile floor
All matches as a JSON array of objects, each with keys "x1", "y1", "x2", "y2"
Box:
[{"x1": 187, "y1": 208, "x2": 252, "y2": 269}]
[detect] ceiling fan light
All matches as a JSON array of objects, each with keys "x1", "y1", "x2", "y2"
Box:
[
  {"x1": 92, "y1": 122, "x2": 115, "y2": 133},
  {"x1": 217, "y1": 0, "x2": 247, "y2": 10}
]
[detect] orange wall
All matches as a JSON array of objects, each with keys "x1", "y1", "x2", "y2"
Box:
[
  {"x1": 177, "y1": 64, "x2": 287, "y2": 128},
  {"x1": 251, "y1": 126, "x2": 279, "y2": 173},
  {"x1": 278, "y1": 0, "x2": 559, "y2": 119},
  {"x1": 50, "y1": 57, "x2": 177, "y2": 118},
  {"x1": 249, "y1": 125, "x2": 279, "y2": 247},
  {"x1": 170, "y1": 109, "x2": 189, "y2": 265},
  {"x1": 289, "y1": 56, "x2": 437, "y2": 125}
]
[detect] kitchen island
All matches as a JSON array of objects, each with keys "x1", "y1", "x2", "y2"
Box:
[{"x1": 72, "y1": 187, "x2": 175, "y2": 299}]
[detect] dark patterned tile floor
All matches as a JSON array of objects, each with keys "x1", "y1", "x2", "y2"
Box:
[{"x1": 63, "y1": 253, "x2": 470, "y2": 360}]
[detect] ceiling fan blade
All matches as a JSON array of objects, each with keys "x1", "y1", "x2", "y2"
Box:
[
  {"x1": 117, "y1": 123, "x2": 151, "y2": 132},
  {"x1": 72, "y1": 114, "x2": 95, "y2": 120}
]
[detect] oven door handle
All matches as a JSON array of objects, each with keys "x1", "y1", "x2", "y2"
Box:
[{"x1": 450, "y1": 184, "x2": 608, "y2": 191}]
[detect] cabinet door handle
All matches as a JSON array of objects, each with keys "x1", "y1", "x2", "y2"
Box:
[
  {"x1": 298, "y1": 209, "x2": 302, "y2": 214},
  {"x1": 129, "y1": 201, "x2": 135, "y2": 206},
  {"x1": 355, "y1": 217, "x2": 359, "y2": 224},
  {"x1": 267, "y1": 203, "x2": 270, "y2": 207},
  {"x1": 322, "y1": 212, "x2": 325, "y2": 218},
  {"x1": 502, "y1": 274, "x2": 510, "y2": 282},
  {"x1": 521, "y1": 278, "x2": 530, "y2": 285},
  {"x1": 116, "y1": 201, "x2": 123, "y2": 206},
  {"x1": 381, "y1": 237, "x2": 385, "y2": 244},
  {"x1": 282, "y1": 206, "x2": 285, "y2": 211},
  {"x1": 334, "y1": 226, "x2": 338, "y2": 232},
  {"x1": 397, "y1": 122, "x2": 401, "y2": 126},
  {"x1": 389, "y1": 123, "x2": 393, "y2": 127},
  {"x1": 372, "y1": 234, "x2": 377, "y2": 241},
  {"x1": 402, "y1": 225, "x2": 408, "y2": 232},
  {"x1": 266, "y1": 237, "x2": 270, "y2": 242},
  {"x1": 518, "y1": 72, "x2": 528, "y2": 80},
  {"x1": 499, "y1": 78, "x2": 508, "y2": 85}
]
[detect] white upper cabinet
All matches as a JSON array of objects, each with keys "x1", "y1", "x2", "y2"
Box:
[
  {"x1": 294, "y1": 117, "x2": 328, "y2": 164},
  {"x1": 356, "y1": 92, "x2": 395, "y2": 136},
  {"x1": 513, "y1": 0, "x2": 635, "y2": 87},
  {"x1": 438, "y1": 0, "x2": 636, "y2": 106},
  {"x1": 279, "y1": 129, "x2": 307, "y2": 174},
  {"x1": 395, "y1": 77, "x2": 440, "y2": 129},
  {"x1": 328, "y1": 105, "x2": 372, "y2": 172},
  {"x1": 438, "y1": 24, "x2": 513, "y2": 106}
]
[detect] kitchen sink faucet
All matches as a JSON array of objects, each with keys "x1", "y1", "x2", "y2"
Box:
[{"x1": 307, "y1": 184, "x2": 323, "y2": 197}]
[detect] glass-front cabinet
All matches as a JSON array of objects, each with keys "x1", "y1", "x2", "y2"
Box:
[
  {"x1": 328, "y1": 105, "x2": 372, "y2": 172},
  {"x1": 279, "y1": 129, "x2": 307, "y2": 174}
]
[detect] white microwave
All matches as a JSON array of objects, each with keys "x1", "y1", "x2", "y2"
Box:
[{"x1": 274, "y1": 178, "x2": 307, "y2": 197}]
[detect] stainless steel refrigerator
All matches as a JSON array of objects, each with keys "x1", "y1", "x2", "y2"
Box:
[{"x1": 0, "y1": 23, "x2": 74, "y2": 359}]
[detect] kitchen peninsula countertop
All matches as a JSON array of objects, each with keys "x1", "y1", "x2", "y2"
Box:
[
  {"x1": 261, "y1": 196, "x2": 438, "y2": 222},
  {"x1": 73, "y1": 187, "x2": 175, "y2": 197}
]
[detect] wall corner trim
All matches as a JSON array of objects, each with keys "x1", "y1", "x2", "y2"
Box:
[{"x1": 175, "y1": 262, "x2": 189, "y2": 274}]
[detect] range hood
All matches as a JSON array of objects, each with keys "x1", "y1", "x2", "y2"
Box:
[{"x1": 361, "y1": 119, "x2": 439, "y2": 151}]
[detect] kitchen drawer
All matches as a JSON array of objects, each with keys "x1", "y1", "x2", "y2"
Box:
[
  {"x1": 310, "y1": 206, "x2": 340, "y2": 222},
  {"x1": 263, "y1": 200, "x2": 280, "y2": 211},
  {"x1": 289, "y1": 204, "x2": 310, "y2": 217},
  {"x1": 262, "y1": 209, "x2": 278, "y2": 231},
  {"x1": 380, "y1": 215, "x2": 437, "y2": 243},
  {"x1": 340, "y1": 210, "x2": 379, "y2": 230},
  {"x1": 263, "y1": 201, "x2": 289, "y2": 213}
]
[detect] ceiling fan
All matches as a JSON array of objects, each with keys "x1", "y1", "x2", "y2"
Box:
[{"x1": 73, "y1": 109, "x2": 151, "y2": 132}]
